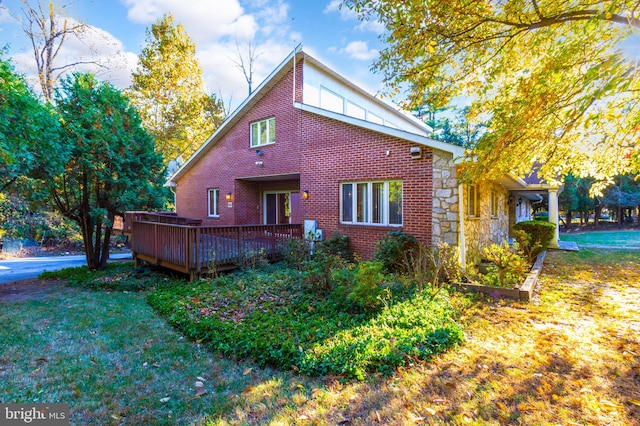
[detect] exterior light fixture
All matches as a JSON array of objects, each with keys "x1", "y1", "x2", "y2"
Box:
[
  {"x1": 302, "y1": 190, "x2": 310, "y2": 200},
  {"x1": 256, "y1": 149, "x2": 263, "y2": 156},
  {"x1": 226, "y1": 192, "x2": 232, "y2": 201}
]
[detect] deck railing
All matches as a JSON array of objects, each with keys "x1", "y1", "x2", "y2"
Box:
[
  {"x1": 131, "y1": 218, "x2": 303, "y2": 279},
  {"x1": 123, "y1": 211, "x2": 202, "y2": 235}
]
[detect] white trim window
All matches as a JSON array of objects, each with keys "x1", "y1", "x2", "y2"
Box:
[
  {"x1": 341, "y1": 181, "x2": 402, "y2": 226},
  {"x1": 490, "y1": 190, "x2": 499, "y2": 218},
  {"x1": 250, "y1": 117, "x2": 275, "y2": 147},
  {"x1": 208, "y1": 188, "x2": 220, "y2": 217},
  {"x1": 466, "y1": 184, "x2": 480, "y2": 218}
]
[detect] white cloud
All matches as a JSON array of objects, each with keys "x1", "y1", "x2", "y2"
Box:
[
  {"x1": 341, "y1": 40, "x2": 378, "y2": 61},
  {"x1": 118, "y1": 0, "x2": 298, "y2": 108},
  {"x1": 323, "y1": 0, "x2": 384, "y2": 33}
]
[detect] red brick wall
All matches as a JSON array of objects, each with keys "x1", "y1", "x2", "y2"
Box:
[
  {"x1": 299, "y1": 114, "x2": 433, "y2": 258},
  {"x1": 175, "y1": 57, "x2": 433, "y2": 259}
]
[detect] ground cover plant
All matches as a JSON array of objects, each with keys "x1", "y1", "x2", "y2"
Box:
[{"x1": 147, "y1": 261, "x2": 465, "y2": 381}]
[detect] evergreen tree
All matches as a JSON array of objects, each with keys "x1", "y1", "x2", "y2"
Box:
[{"x1": 41, "y1": 73, "x2": 165, "y2": 269}]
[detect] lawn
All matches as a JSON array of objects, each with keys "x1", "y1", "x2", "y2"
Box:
[
  {"x1": 1, "y1": 251, "x2": 639, "y2": 425},
  {"x1": 561, "y1": 229, "x2": 640, "y2": 246}
]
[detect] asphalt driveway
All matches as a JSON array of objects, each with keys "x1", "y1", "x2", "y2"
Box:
[{"x1": 0, "y1": 253, "x2": 132, "y2": 284}]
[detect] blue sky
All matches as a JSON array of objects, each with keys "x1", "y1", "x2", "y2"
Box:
[{"x1": 0, "y1": 0, "x2": 385, "y2": 109}]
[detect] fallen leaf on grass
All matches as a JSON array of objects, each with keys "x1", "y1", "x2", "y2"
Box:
[
  {"x1": 462, "y1": 412, "x2": 474, "y2": 423},
  {"x1": 599, "y1": 399, "x2": 622, "y2": 410},
  {"x1": 242, "y1": 367, "x2": 253, "y2": 376},
  {"x1": 111, "y1": 414, "x2": 122, "y2": 420},
  {"x1": 495, "y1": 401, "x2": 508, "y2": 411},
  {"x1": 197, "y1": 376, "x2": 206, "y2": 382},
  {"x1": 36, "y1": 357, "x2": 48, "y2": 363},
  {"x1": 242, "y1": 386, "x2": 253, "y2": 395},
  {"x1": 194, "y1": 387, "x2": 207, "y2": 397},
  {"x1": 160, "y1": 397, "x2": 170, "y2": 403},
  {"x1": 628, "y1": 399, "x2": 640, "y2": 407}
]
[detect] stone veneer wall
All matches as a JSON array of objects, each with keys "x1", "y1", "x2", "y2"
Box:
[
  {"x1": 463, "y1": 181, "x2": 510, "y2": 265},
  {"x1": 432, "y1": 150, "x2": 459, "y2": 247}
]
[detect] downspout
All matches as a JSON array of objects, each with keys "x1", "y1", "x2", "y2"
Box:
[
  {"x1": 292, "y1": 43, "x2": 302, "y2": 104},
  {"x1": 170, "y1": 186, "x2": 177, "y2": 212},
  {"x1": 458, "y1": 183, "x2": 466, "y2": 271}
]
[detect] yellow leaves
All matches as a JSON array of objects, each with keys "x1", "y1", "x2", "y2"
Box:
[{"x1": 427, "y1": 40, "x2": 437, "y2": 55}]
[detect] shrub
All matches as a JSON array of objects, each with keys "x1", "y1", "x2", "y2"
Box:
[
  {"x1": 374, "y1": 231, "x2": 419, "y2": 274},
  {"x1": 402, "y1": 242, "x2": 461, "y2": 289},
  {"x1": 348, "y1": 261, "x2": 390, "y2": 312},
  {"x1": 282, "y1": 238, "x2": 312, "y2": 269},
  {"x1": 317, "y1": 232, "x2": 352, "y2": 261},
  {"x1": 512, "y1": 220, "x2": 556, "y2": 260},
  {"x1": 479, "y1": 242, "x2": 529, "y2": 288}
]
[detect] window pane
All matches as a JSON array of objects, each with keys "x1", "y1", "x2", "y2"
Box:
[
  {"x1": 389, "y1": 182, "x2": 402, "y2": 225},
  {"x1": 259, "y1": 121, "x2": 268, "y2": 145},
  {"x1": 372, "y1": 182, "x2": 384, "y2": 223},
  {"x1": 266, "y1": 194, "x2": 276, "y2": 224},
  {"x1": 268, "y1": 118, "x2": 275, "y2": 143},
  {"x1": 251, "y1": 123, "x2": 259, "y2": 147},
  {"x1": 209, "y1": 189, "x2": 219, "y2": 216},
  {"x1": 342, "y1": 184, "x2": 353, "y2": 222},
  {"x1": 356, "y1": 183, "x2": 368, "y2": 223}
]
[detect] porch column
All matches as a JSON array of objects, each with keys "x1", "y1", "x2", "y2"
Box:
[{"x1": 548, "y1": 188, "x2": 560, "y2": 248}]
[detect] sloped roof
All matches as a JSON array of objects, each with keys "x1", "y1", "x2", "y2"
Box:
[{"x1": 166, "y1": 46, "x2": 465, "y2": 186}]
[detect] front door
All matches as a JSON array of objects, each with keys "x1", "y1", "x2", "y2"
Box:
[{"x1": 265, "y1": 192, "x2": 299, "y2": 224}]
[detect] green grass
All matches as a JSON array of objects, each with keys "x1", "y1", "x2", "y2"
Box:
[
  {"x1": 0, "y1": 283, "x2": 324, "y2": 425},
  {"x1": 560, "y1": 229, "x2": 640, "y2": 246}
]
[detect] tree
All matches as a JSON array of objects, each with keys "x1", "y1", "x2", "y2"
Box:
[
  {"x1": 41, "y1": 73, "x2": 164, "y2": 269},
  {"x1": 230, "y1": 38, "x2": 262, "y2": 96},
  {"x1": 129, "y1": 13, "x2": 225, "y2": 163},
  {"x1": 0, "y1": 54, "x2": 59, "y2": 191},
  {"x1": 19, "y1": 0, "x2": 101, "y2": 101},
  {"x1": 344, "y1": 0, "x2": 640, "y2": 191},
  {"x1": 421, "y1": 106, "x2": 486, "y2": 148}
]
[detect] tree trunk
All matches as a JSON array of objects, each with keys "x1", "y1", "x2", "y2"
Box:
[
  {"x1": 594, "y1": 204, "x2": 602, "y2": 228},
  {"x1": 566, "y1": 210, "x2": 573, "y2": 230}
]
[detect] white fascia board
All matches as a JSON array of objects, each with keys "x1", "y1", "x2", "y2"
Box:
[
  {"x1": 294, "y1": 101, "x2": 464, "y2": 157},
  {"x1": 164, "y1": 46, "x2": 302, "y2": 187}
]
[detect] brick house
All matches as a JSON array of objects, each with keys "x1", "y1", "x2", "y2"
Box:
[{"x1": 164, "y1": 47, "x2": 560, "y2": 268}]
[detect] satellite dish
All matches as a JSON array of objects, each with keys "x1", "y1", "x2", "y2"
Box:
[{"x1": 166, "y1": 160, "x2": 179, "y2": 176}]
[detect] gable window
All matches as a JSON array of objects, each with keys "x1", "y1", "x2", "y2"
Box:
[
  {"x1": 250, "y1": 117, "x2": 275, "y2": 147},
  {"x1": 466, "y1": 184, "x2": 480, "y2": 218},
  {"x1": 490, "y1": 190, "x2": 499, "y2": 218},
  {"x1": 208, "y1": 188, "x2": 220, "y2": 217},
  {"x1": 341, "y1": 181, "x2": 402, "y2": 226}
]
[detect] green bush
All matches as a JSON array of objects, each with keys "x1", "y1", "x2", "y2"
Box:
[
  {"x1": 317, "y1": 232, "x2": 352, "y2": 261},
  {"x1": 374, "y1": 231, "x2": 419, "y2": 274},
  {"x1": 147, "y1": 262, "x2": 465, "y2": 380},
  {"x1": 512, "y1": 220, "x2": 556, "y2": 260},
  {"x1": 478, "y1": 242, "x2": 529, "y2": 288},
  {"x1": 282, "y1": 238, "x2": 312, "y2": 269},
  {"x1": 348, "y1": 261, "x2": 390, "y2": 312}
]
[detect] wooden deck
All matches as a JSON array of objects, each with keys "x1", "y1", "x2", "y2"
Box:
[{"x1": 127, "y1": 213, "x2": 302, "y2": 280}]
